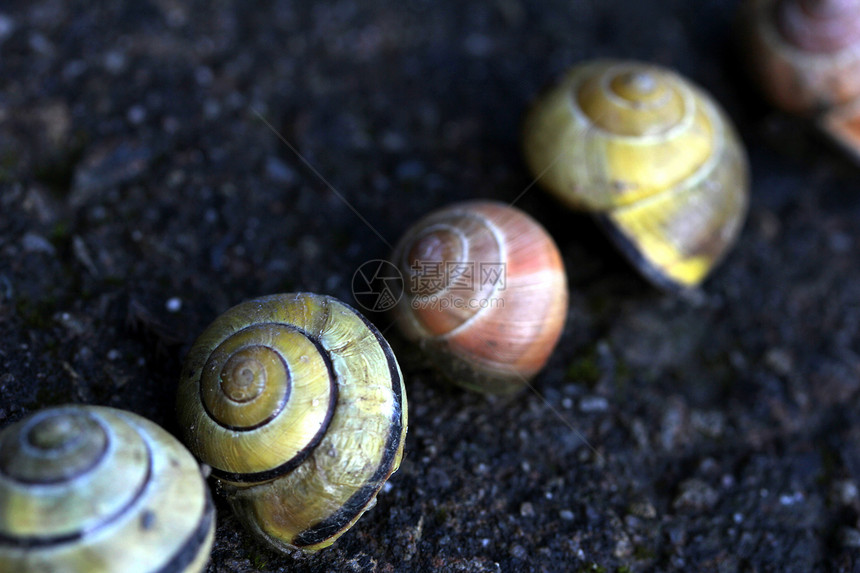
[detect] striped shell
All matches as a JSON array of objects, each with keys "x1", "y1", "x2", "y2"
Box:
[
  {"x1": 522, "y1": 60, "x2": 749, "y2": 291},
  {"x1": 176, "y1": 292, "x2": 407, "y2": 552},
  {"x1": 741, "y1": 0, "x2": 860, "y2": 114},
  {"x1": 391, "y1": 201, "x2": 568, "y2": 394},
  {"x1": 0, "y1": 405, "x2": 214, "y2": 573}
]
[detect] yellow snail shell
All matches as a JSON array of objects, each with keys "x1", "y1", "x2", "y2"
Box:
[
  {"x1": 0, "y1": 405, "x2": 214, "y2": 573},
  {"x1": 521, "y1": 59, "x2": 750, "y2": 292},
  {"x1": 176, "y1": 292, "x2": 407, "y2": 552}
]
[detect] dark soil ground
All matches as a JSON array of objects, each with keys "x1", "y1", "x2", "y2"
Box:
[{"x1": 3, "y1": 1, "x2": 860, "y2": 571}]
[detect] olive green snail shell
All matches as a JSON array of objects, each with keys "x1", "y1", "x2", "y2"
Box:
[
  {"x1": 176, "y1": 292, "x2": 407, "y2": 553},
  {"x1": 522, "y1": 59, "x2": 749, "y2": 292},
  {"x1": 0, "y1": 405, "x2": 215, "y2": 573}
]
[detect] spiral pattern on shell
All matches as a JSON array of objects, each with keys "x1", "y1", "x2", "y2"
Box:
[
  {"x1": 176, "y1": 292, "x2": 407, "y2": 552},
  {"x1": 522, "y1": 60, "x2": 749, "y2": 291},
  {"x1": 0, "y1": 405, "x2": 214, "y2": 573},
  {"x1": 390, "y1": 201, "x2": 568, "y2": 394},
  {"x1": 741, "y1": 0, "x2": 860, "y2": 113}
]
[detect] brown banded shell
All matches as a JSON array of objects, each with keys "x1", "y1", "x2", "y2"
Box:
[
  {"x1": 390, "y1": 201, "x2": 568, "y2": 394},
  {"x1": 0, "y1": 405, "x2": 214, "y2": 573},
  {"x1": 176, "y1": 292, "x2": 407, "y2": 552},
  {"x1": 521, "y1": 59, "x2": 749, "y2": 291}
]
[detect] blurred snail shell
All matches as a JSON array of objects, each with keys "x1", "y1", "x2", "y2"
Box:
[
  {"x1": 390, "y1": 201, "x2": 568, "y2": 395},
  {"x1": 740, "y1": 0, "x2": 860, "y2": 114},
  {"x1": 740, "y1": 0, "x2": 860, "y2": 160},
  {"x1": 176, "y1": 292, "x2": 407, "y2": 552},
  {"x1": 0, "y1": 405, "x2": 214, "y2": 573},
  {"x1": 521, "y1": 60, "x2": 749, "y2": 291}
]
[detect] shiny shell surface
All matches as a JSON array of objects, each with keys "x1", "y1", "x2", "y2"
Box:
[
  {"x1": 522, "y1": 60, "x2": 749, "y2": 290},
  {"x1": 391, "y1": 201, "x2": 568, "y2": 394},
  {"x1": 177, "y1": 292, "x2": 407, "y2": 552},
  {"x1": 0, "y1": 405, "x2": 214, "y2": 573}
]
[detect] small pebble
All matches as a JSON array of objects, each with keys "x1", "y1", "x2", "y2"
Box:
[
  {"x1": 29, "y1": 33, "x2": 54, "y2": 57},
  {"x1": 165, "y1": 297, "x2": 182, "y2": 313},
  {"x1": 629, "y1": 499, "x2": 657, "y2": 519},
  {"x1": 21, "y1": 233, "x2": 55, "y2": 255},
  {"x1": 830, "y1": 480, "x2": 859, "y2": 506},
  {"x1": 519, "y1": 502, "x2": 535, "y2": 517},
  {"x1": 778, "y1": 491, "x2": 804, "y2": 506},
  {"x1": 765, "y1": 347, "x2": 794, "y2": 376},
  {"x1": 579, "y1": 395, "x2": 608, "y2": 413},
  {"x1": 103, "y1": 50, "x2": 127, "y2": 74},
  {"x1": 265, "y1": 156, "x2": 297, "y2": 184},
  {"x1": 0, "y1": 13, "x2": 15, "y2": 43},
  {"x1": 195, "y1": 66, "x2": 214, "y2": 86},
  {"x1": 673, "y1": 478, "x2": 719, "y2": 512},
  {"x1": 840, "y1": 527, "x2": 860, "y2": 549},
  {"x1": 127, "y1": 105, "x2": 146, "y2": 125}
]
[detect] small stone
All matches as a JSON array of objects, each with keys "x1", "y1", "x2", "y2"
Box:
[
  {"x1": 62, "y1": 60, "x2": 87, "y2": 80},
  {"x1": 72, "y1": 236, "x2": 98, "y2": 276},
  {"x1": 579, "y1": 395, "x2": 609, "y2": 413},
  {"x1": 778, "y1": 491, "x2": 804, "y2": 506},
  {"x1": 629, "y1": 499, "x2": 657, "y2": 519},
  {"x1": 265, "y1": 156, "x2": 297, "y2": 184},
  {"x1": 840, "y1": 527, "x2": 860, "y2": 548},
  {"x1": 195, "y1": 66, "x2": 214, "y2": 86},
  {"x1": 165, "y1": 297, "x2": 182, "y2": 313},
  {"x1": 0, "y1": 13, "x2": 16, "y2": 44},
  {"x1": 510, "y1": 544, "x2": 528, "y2": 559},
  {"x1": 672, "y1": 478, "x2": 719, "y2": 512},
  {"x1": 613, "y1": 532, "x2": 633, "y2": 558},
  {"x1": 29, "y1": 33, "x2": 54, "y2": 57},
  {"x1": 519, "y1": 502, "x2": 535, "y2": 517},
  {"x1": 559, "y1": 509, "x2": 575, "y2": 521},
  {"x1": 830, "y1": 479, "x2": 859, "y2": 506},
  {"x1": 72, "y1": 141, "x2": 154, "y2": 204},
  {"x1": 765, "y1": 347, "x2": 794, "y2": 376},
  {"x1": 691, "y1": 410, "x2": 725, "y2": 438},
  {"x1": 21, "y1": 233, "x2": 55, "y2": 255},
  {"x1": 103, "y1": 50, "x2": 127, "y2": 74},
  {"x1": 127, "y1": 105, "x2": 146, "y2": 125},
  {"x1": 660, "y1": 397, "x2": 689, "y2": 451},
  {"x1": 666, "y1": 522, "x2": 687, "y2": 546}
]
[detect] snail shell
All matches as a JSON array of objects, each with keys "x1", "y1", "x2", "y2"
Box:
[
  {"x1": 176, "y1": 292, "x2": 407, "y2": 552},
  {"x1": 0, "y1": 405, "x2": 214, "y2": 573},
  {"x1": 521, "y1": 59, "x2": 749, "y2": 291},
  {"x1": 740, "y1": 0, "x2": 860, "y2": 114},
  {"x1": 390, "y1": 201, "x2": 568, "y2": 395}
]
